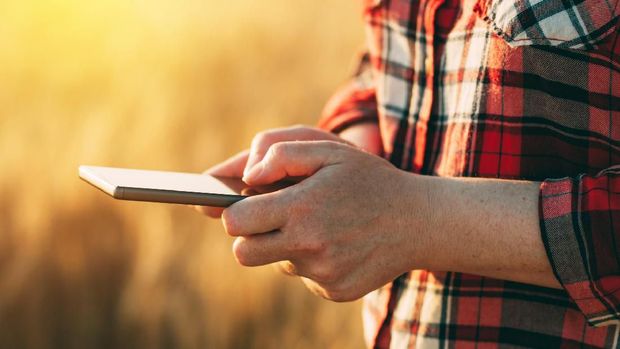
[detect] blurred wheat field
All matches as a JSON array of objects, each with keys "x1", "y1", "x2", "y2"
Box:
[{"x1": 0, "y1": 1, "x2": 365, "y2": 348}]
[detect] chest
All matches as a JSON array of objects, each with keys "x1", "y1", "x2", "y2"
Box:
[{"x1": 364, "y1": 0, "x2": 620, "y2": 179}]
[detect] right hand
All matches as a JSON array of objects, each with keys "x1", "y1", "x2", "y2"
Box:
[{"x1": 196, "y1": 125, "x2": 364, "y2": 218}]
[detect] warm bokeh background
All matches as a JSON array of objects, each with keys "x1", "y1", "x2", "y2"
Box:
[{"x1": 0, "y1": 1, "x2": 365, "y2": 348}]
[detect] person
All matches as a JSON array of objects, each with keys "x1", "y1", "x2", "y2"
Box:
[{"x1": 197, "y1": 0, "x2": 620, "y2": 347}]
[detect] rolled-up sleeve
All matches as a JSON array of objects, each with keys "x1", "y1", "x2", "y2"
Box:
[
  {"x1": 318, "y1": 52, "x2": 378, "y2": 133},
  {"x1": 540, "y1": 166, "x2": 620, "y2": 327}
]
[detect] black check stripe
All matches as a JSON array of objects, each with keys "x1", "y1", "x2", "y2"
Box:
[{"x1": 318, "y1": 0, "x2": 620, "y2": 346}]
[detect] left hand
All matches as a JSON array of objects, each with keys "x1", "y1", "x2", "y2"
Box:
[{"x1": 222, "y1": 141, "x2": 428, "y2": 301}]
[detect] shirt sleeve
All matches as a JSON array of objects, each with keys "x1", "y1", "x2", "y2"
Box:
[
  {"x1": 318, "y1": 52, "x2": 378, "y2": 133},
  {"x1": 539, "y1": 166, "x2": 620, "y2": 327},
  {"x1": 474, "y1": 0, "x2": 619, "y2": 50}
]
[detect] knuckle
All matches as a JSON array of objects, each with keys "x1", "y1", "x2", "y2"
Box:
[
  {"x1": 289, "y1": 124, "x2": 312, "y2": 133},
  {"x1": 310, "y1": 264, "x2": 338, "y2": 284},
  {"x1": 326, "y1": 292, "x2": 347, "y2": 303},
  {"x1": 253, "y1": 130, "x2": 269, "y2": 144},
  {"x1": 324, "y1": 140, "x2": 344, "y2": 152},
  {"x1": 288, "y1": 230, "x2": 326, "y2": 256},
  {"x1": 328, "y1": 292, "x2": 354, "y2": 303},
  {"x1": 293, "y1": 226, "x2": 328, "y2": 255},
  {"x1": 328, "y1": 141, "x2": 355, "y2": 161},
  {"x1": 251, "y1": 131, "x2": 272, "y2": 152},
  {"x1": 268, "y1": 142, "x2": 288, "y2": 159},
  {"x1": 324, "y1": 286, "x2": 359, "y2": 303}
]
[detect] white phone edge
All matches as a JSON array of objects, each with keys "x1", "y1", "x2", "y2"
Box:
[
  {"x1": 79, "y1": 165, "x2": 119, "y2": 197},
  {"x1": 78, "y1": 165, "x2": 245, "y2": 207}
]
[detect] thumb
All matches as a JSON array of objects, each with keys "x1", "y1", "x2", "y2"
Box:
[{"x1": 242, "y1": 141, "x2": 347, "y2": 186}]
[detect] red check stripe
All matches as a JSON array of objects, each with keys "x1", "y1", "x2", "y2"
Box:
[{"x1": 319, "y1": 0, "x2": 620, "y2": 346}]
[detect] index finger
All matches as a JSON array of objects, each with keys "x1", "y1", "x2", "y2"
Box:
[{"x1": 244, "y1": 126, "x2": 346, "y2": 177}]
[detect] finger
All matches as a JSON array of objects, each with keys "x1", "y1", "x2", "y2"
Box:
[
  {"x1": 194, "y1": 206, "x2": 224, "y2": 218},
  {"x1": 205, "y1": 150, "x2": 249, "y2": 177},
  {"x1": 221, "y1": 191, "x2": 288, "y2": 237},
  {"x1": 243, "y1": 141, "x2": 350, "y2": 186},
  {"x1": 194, "y1": 150, "x2": 249, "y2": 217},
  {"x1": 243, "y1": 126, "x2": 345, "y2": 178},
  {"x1": 232, "y1": 231, "x2": 291, "y2": 266}
]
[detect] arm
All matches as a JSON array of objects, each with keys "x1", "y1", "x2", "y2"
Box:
[
  {"x1": 422, "y1": 169, "x2": 620, "y2": 326},
  {"x1": 237, "y1": 146, "x2": 560, "y2": 290},
  {"x1": 410, "y1": 176, "x2": 559, "y2": 288},
  {"x1": 227, "y1": 142, "x2": 620, "y2": 327}
]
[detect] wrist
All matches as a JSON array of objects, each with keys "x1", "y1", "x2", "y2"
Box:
[{"x1": 391, "y1": 171, "x2": 442, "y2": 274}]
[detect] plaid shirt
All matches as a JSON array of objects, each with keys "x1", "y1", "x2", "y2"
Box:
[{"x1": 319, "y1": 0, "x2": 620, "y2": 347}]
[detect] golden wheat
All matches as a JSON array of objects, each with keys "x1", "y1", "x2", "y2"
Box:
[{"x1": 0, "y1": 1, "x2": 365, "y2": 348}]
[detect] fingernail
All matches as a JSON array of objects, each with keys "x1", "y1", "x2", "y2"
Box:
[{"x1": 243, "y1": 162, "x2": 264, "y2": 183}]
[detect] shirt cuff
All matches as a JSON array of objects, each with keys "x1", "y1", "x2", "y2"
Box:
[{"x1": 539, "y1": 176, "x2": 620, "y2": 327}]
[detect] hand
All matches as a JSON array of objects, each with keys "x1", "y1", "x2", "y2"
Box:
[
  {"x1": 243, "y1": 125, "x2": 349, "y2": 178},
  {"x1": 222, "y1": 141, "x2": 425, "y2": 302},
  {"x1": 196, "y1": 125, "x2": 359, "y2": 218}
]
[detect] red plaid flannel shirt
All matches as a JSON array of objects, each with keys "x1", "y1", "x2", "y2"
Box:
[{"x1": 319, "y1": 0, "x2": 620, "y2": 347}]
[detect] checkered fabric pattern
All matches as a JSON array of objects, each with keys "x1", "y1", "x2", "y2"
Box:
[{"x1": 319, "y1": 0, "x2": 620, "y2": 347}]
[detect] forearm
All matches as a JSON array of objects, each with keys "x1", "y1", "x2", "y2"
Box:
[{"x1": 407, "y1": 174, "x2": 561, "y2": 289}]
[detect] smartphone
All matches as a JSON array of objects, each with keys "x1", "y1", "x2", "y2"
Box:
[{"x1": 79, "y1": 165, "x2": 285, "y2": 207}]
